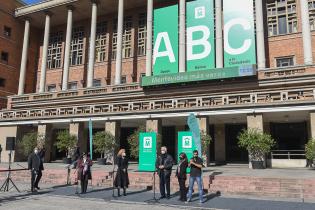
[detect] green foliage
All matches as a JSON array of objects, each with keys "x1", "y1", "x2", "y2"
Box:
[
  {"x1": 93, "y1": 131, "x2": 116, "y2": 158},
  {"x1": 305, "y1": 139, "x2": 315, "y2": 160},
  {"x1": 18, "y1": 132, "x2": 45, "y2": 156},
  {"x1": 127, "y1": 125, "x2": 162, "y2": 160},
  {"x1": 201, "y1": 131, "x2": 212, "y2": 156},
  {"x1": 55, "y1": 130, "x2": 77, "y2": 158},
  {"x1": 237, "y1": 128, "x2": 275, "y2": 161}
]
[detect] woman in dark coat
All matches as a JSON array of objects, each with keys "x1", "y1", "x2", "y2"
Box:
[
  {"x1": 114, "y1": 149, "x2": 129, "y2": 196},
  {"x1": 176, "y1": 152, "x2": 188, "y2": 201},
  {"x1": 77, "y1": 153, "x2": 93, "y2": 194}
]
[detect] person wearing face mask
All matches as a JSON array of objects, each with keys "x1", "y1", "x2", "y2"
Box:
[
  {"x1": 176, "y1": 152, "x2": 188, "y2": 201},
  {"x1": 186, "y1": 150, "x2": 204, "y2": 204},
  {"x1": 28, "y1": 147, "x2": 44, "y2": 192},
  {"x1": 114, "y1": 149, "x2": 129, "y2": 196},
  {"x1": 155, "y1": 146, "x2": 173, "y2": 199},
  {"x1": 77, "y1": 152, "x2": 93, "y2": 194}
]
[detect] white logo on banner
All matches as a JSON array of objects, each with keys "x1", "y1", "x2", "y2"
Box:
[
  {"x1": 195, "y1": 6, "x2": 206, "y2": 19},
  {"x1": 144, "y1": 137, "x2": 152, "y2": 148},
  {"x1": 182, "y1": 136, "x2": 192, "y2": 149}
]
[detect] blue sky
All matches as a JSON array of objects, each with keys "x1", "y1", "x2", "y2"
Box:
[{"x1": 24, "y1": 0, "x2": 42, "y2": 4}]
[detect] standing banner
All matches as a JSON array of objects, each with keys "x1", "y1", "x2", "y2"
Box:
[
  {"x1": 88, "y1": 119, "x2": 93, "y2": 160},
  {"x1": 139, "y1": 132, "x2": 157, "y2": 171},
  {"x1": 178, "y1": 131, "x2": 197, "y2": 173},
  {"x1": 223, "y1": 0, "x2": 256, "y2": 67},
  {"x1": 187, "y1": 113, "x2": 201, "y2": 156},
  {"x1": 187, "y1": 0, "x2": 215, "y2": 71},
  {"x1": 153, "y1": 4, "x2": 179, "y2": 75}
]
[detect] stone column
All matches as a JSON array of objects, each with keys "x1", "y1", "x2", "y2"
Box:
[
  {"x1": 114, "y1": 0, "x2": 124, "y2": 85},
  {"x1": 214, "y1": 124, "x2": 225, "y2": 164},
  {"x1": 300, "y1": 0, "x2": 313, "y2": 65},
  {"x1": 69, "y1": 122, "x2": 86, "y2": 153},
  {"x1": 255, "y1": 0, "x2": 266, "y2": 69},
  {"x1": 37, "y1": 124, "x2": 53, "y2": 162},
  {"x1": 215, "y1": 0, "x2": 223, "y2": 68},
  {"x1": 87, "y1": 1, "x2": 98, "y2": 88},
  {"x1": 145, "y1": 0, "x2": 153, "y2": 76},
  {"x1": 146, "y1": 119, "x2": 162, "y2": 133},
  {"x1": 105, "y1": 121, "x2": 121, "y2": 163},
  {"x1": 62, "y1": 6, "x2": 74, "y2": 91},
  {"x1": 199, "y1": 117, "x2": 210, "y2": 165},
  {"x1": 179, "y1": 0, "x2": 186, "y2": 73},
  {"x1": 18, "y1": 19, "x2": 30, "y2": 95},
  {"x1": 39, "y1": 13, "x2": 51, "y2": 93},
  {"x1": 310, "y1": 112, "x2": 315, "y2": 139}
]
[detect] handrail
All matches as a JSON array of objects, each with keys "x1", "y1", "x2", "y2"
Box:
[{"x1": 270, "y1": 150, "x2": 305, "y2": 160}]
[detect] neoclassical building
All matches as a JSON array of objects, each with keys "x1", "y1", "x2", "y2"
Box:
[{"x1": 0, "y1": 0, "x2": 315, "y2": 168}]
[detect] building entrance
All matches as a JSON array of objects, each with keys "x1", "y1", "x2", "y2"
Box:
[{"x1": 225, "y1": 124, "x2": 248, "y2": 162}]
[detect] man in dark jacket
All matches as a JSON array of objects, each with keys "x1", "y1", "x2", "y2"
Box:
[
  {"x1": 28, "y1": 147, "x2": 44, "y2": 192},
  {"x1": 155, "y1": 146, "x2": 173, "y2": 199}
]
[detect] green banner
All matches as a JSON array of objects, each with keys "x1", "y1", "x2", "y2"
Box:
[
  {"x1": 153, "y1": 5, "x2": 179, "y2": 75},
  {"x1": 139, "y1": 132, "x2": 157, "y2": 171},
  {"x1": 178, "y1": 131, "x2": 197, "y2": 173},
  {"x1": 223, "y1": 0, "x2": 256, "y2": 67},
  {"x1": 141, "y1": 65, "x2": 256, "y2": 86},
  {"x1": 187, "y1": 0, "x2": 215, "y2": 71}
]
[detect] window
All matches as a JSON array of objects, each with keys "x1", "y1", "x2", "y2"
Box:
[
  {"x1": 3, "y1": 26, "x2": 11, "y2": 38},
  {"x1": 121, "y1": 75, "x2": 127, "y2": 84},
  {"x1": 138, "y1": 13, "x2": 147, "y2": 56},
  {"x1": 276, "y1": 56, "x2": 294, "y2": 67},
  {"x1": 70, "y1": 26, "x2": 84, "y2": 66},
  {"x1": 267, "y1": 0, "x2": 297, "y2": 36},
  {"x1": 95, "y1": 21, "x2": 108, "y2": 62},
  {"x1": 0, "y1": 78, "x2": 5, "y2": 87},
  {"x1": 112, "y1": 20, "x2": 118, "y2": 60},
  {"x1": 68, "y1": 82, "x2": 78, "y2": 90},
  {"x1": 47, "y1": 84, "x2": 56, "y2": 92},
  {"x1": 1, "y1": 52, "x2": 8, "y2": 64},
  {"x1": 47, "y1": 31, "x2": 63, "y2": 69},
  {"x1": 123, "y1": 16, "x2": 133, "y2": 58},
  {"x1": 93, "y1": 79, "x2": 101, "y2": 87},
  {"x1": 309, "y1": 0, "x2": 315, "y2": 30}
]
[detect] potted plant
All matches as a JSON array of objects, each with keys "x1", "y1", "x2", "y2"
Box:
[
  {"x1": 127, "y1": 125, "x2": 162, "y2": 160},
  {"x1": 93, "y1": 131, "x2": 116, "y2": 165},
  {"x1": 237, "y1": 128, "x2": 275, "y2": 169},
  {"x1": 201, "y1": 131, "x2": 212, "y2": 166},
  {"x1": 55, "y1": 130, "x2": 77, "y2": 164},
  {"x1": 305, "y1": 139, "x2": 315, "y2": 168}
]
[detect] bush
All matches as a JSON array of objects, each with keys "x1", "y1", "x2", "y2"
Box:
[
  {"x1": 305, "y1": 139, "x2": 315, "y2": 160},
  {"x1": 55, "y1": 130, "x2": 77, "y2": 158},
  {"x1": 18, "y1": 132, "x2": 45, "y2": 156},
  {"x1": 201, "y1": 131, "x2": 212, "y2": 156},
  {"x1": 93, "y1": 131, "x2": 116, "y2": 158},
  {"x1": 237, "y1": 128, "x2": 275, "y2": 161}
]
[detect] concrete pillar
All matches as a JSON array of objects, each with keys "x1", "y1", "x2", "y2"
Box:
[
  {"x1": 37, "y1": 124, "x2": 53, "y2": 162},
  {"x1": 62, "y1": 6, "x2": 73, "y2": 91},
  {"x1": 18, "y1": 19, "x2": 30, "y2": 95},
  {"x1": 255, "y1": 0, "x2": 266, "y2": 69},
  {"x1": 310, "y1": 112, "x2": 315, "y2": 139},
  {"x1": 114, "y1": 0, "x2": 124, "y2": 85},
  {"x1": 145, "y1": 0, "x2": 153, "y2": 76},
  {"x1": 87, "y1": 1, "x2": 98, "y2": 88},
  {"x1": 39, "y1": 13, "x2": 51, "y2": 93},
  {"x1": 179, "y1": 0, "x2": 186, "y2": 73},
  {"x1": 105, "y1": 121, "x2": 121, "y2": 163},
  {"x1": 69, "y1": 122, "x2": 86, "y2": 153},
  {"x1": 214, "y1": 124, "x2": 225, "y2": 164},
  {"x1": 199, "y1": 117, "x2": 210, "y2": 165},
  {"x1": 300, "y1": 0, "x2": 313, "y2": 65},
  {"x1": 247, "y1": 114, "x2": 264, "y2": 132},
  {"x1": 146, "y1": 119, "x2": 162, "y2": 133},
  {"x1": 215, "y1": 0, "x2": 223, "y2": 68}
]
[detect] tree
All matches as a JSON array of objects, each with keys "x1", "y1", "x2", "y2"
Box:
[
  {"x1": 55, "y1": 130, "x2": 77, "y2": 158},
  {"x1": 93, "y1": 131, "x2": 116, "y2": 159},
  {"x1": 200, "y1": 131, "x2": 212, "y2": 156},
  {"x1": 18, "y1": 132, "x2": 45, "y2": 156},
  {"x1": 305, "y1": 139, "x2": 315, "y2": 165}
]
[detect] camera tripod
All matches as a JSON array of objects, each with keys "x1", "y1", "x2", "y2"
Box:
[{"x1": 0, "y1": 151, "x2": 20, "y2": 192}]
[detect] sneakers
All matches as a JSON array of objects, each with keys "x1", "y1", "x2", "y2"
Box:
[{"x1": 185, "y1": 198, "x2": 191, "y2": 204}]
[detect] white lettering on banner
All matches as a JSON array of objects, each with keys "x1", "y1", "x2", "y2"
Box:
[
  {"x1": 153, "y1": 32, "x2": 176, "y2": 64},
  {"x1": 224, "y1": 18, "x2": 252, "y2": 55},
  {"x1": 187, "y1": 25, "x2": 211, "y2": 60}
]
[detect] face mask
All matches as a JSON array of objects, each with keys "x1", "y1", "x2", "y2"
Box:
[
  {"x1": 122, "y1": 153, "x2": 126, "y2": 157},
  {"x1": 161, "y1": 151, "x2": 166, "y2": 154},
  {"x1": 34, "y1": 150, "x2": 38, "y2": 154}
]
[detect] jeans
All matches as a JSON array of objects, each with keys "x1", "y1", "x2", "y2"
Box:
[
  {"x1": 186, "y1": 176, "x2": 203, "y2": 202},
  {"x1": 159, "y1": 173, "x2": 171, "y2": 197}
]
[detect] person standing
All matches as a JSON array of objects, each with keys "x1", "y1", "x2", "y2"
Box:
[
  {"x1": 155, "y1": 146, "x2": 173, "y2": 199},
  {"x1": 186, "y1": 150, "x2": 204, "y2": 204},
  {"x1": 176, "y1": 152, "x2": 188, "y2": 201},
  {"x1": 114, "y1": 149, "x2": 129, "y2": 196},
  {"x1": 28, "y1": 147, "x2": 44, "y2": 192},
  {"x1": 77, "y1": 153, "x2": 93, "y2": 194}
]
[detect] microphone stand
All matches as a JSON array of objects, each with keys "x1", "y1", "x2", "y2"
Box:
[{"x1": 0, "y1": 151, "x2": 20, "y2": 192}]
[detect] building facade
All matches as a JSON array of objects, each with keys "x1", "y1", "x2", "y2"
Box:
[{"x1": 0, "y1": 0, "x2": 315, "y2": 167}]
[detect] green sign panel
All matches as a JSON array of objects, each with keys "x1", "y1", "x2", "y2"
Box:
[
  {"x1": 223, "y1": 0, "x2": 256, "y2": 67},
  {"x1": 139, "y1": 132, "x2": 157, "y2": 171},
  {"x1": 141, "y1": 66, "x2": 256, "y2": 86},
  {"x1": 178, "y1": 131, "x2": 197, "y2": 173},
  {"x1": 186, "y1": 0, "x2": 215, "y2": 71},
  {"x1": 153, "y1": 4, "x2": 179, "y2": 75}
]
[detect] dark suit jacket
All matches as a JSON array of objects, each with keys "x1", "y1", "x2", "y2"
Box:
[
  {"x1": 28, "y1": 153, "x2": 44, "y2": 171},
  {"x1": 176, "y1": 159, "x2": 188, "y2": 179},
  {"x1": 155, "y1": 154, "x2": 173, "y2": 177}
]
